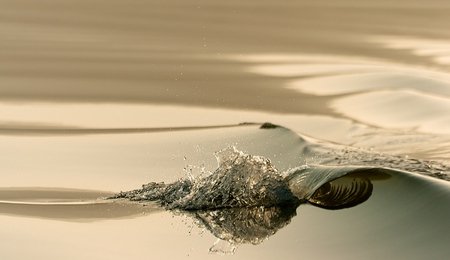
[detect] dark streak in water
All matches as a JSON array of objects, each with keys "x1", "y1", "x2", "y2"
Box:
[{"x1": 0, "y1": 123, "x2": 259, "y2": 136}]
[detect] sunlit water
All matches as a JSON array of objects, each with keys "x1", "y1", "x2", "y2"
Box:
[{"x1": 1, "y1": 0, "x2": 450, "y2": 259}]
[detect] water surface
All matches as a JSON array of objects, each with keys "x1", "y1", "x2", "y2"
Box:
[{"x1": 1, "y1": 1, "x2": 450, "y2": 259}]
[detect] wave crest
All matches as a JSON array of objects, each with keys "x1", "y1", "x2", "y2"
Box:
[{"x1": 110, "y1": 147, "x2": 299, "y2": 210}]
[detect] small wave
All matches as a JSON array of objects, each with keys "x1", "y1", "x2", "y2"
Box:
[
  {"x1": 109, "y1": 146, "x2": 393, "y2": 253},
  {"x1": 331, "y1": 89, "x2": 450, "y2": 134},
  {"x1": 110, "y1": 145, "x2": 437, "y2": 211},
  {"x1": 111, "y1": 146, "x2": 380, "y2": 210},
  {"x1": 107, "y1": 138, "x2": 450, "y2": 254}
]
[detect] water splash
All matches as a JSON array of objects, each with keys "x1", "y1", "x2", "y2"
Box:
[
  {"x1": 110, "y1": 147, "x2": 382, "y2": 210},
  {"x1": 111, "y1": 147, "x2": 300, "y2": 210},
  {"x1": 109, "y1": 146, "x2": 387, "y2": 253}
]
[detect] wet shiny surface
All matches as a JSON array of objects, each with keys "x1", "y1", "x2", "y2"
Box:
[{"x1": 1, "y1": 0, "x2": 450, "y2": 259}]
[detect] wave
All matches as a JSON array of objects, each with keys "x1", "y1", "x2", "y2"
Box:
[
  {"x1": 109, "y1": 124, "x2": 450, "y2": 253},
  {"x1": 109, "y1": 144, "x2": 403, "y2": 211},
  {"x1": 331, "y1": 89, "x2": 450, "y2": 134},
  {"x1": 106, "y1": 146, "x2": 394, "y2": 252},
  {"x1": 111, "y1": 147, "x2": 300, "y2": 209},
  {"x1": 1, "y1": 123, "x2": 449, "y2": 255}
]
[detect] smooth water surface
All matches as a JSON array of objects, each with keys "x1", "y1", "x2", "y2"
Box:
[{"x1": 1, "y1": 0, "x2": 450, "y2": 259}]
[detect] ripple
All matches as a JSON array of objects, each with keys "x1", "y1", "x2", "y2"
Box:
[{"x1": 331, "y1": 90, "x2": 450, "y2": 134}]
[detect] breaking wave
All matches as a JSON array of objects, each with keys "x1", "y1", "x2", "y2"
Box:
[
  {"x1": 110, "y1": 146, "x2": 390, "y2": 252},
  {"x1": 108, "y1": 134, "x2": 449, "y2": 253},
  {"x1": 110, "y1": 147, "x2": 301, "y2": 209},
  {"x1": 109, "y1": 143, "x2": 438, "y2": 211}
]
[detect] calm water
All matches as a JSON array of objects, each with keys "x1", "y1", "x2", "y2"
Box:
[{"x1": 1, "y1": 1, "x2": 450, "y2": 259}]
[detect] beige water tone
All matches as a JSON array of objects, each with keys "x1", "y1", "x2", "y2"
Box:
[{"x1": 1, "y1": 1, "x2": 450, "y2": 259}]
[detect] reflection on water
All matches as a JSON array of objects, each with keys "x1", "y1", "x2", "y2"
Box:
[
  {"x1": 0, "y1": 172, "x2": 379, "y2": 252},
  {"x1": 175, "y1": 173, "x2": 377, "y2": 254},
  {"x1": 2, "y1": 1, "x2": 450, "y2": 259},
  {"x1": 186, "y1": 205, "x2": 298, "y2": 254}
]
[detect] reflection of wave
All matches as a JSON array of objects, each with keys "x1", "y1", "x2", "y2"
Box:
[
  {"x1": 176, "y1": 171, "x2": 380, "y2": 253},
  {"x1": 192, "y1": 204, "x2": 298, "y2": 246}
]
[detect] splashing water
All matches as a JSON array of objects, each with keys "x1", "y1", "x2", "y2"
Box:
[
  {"x1": 111, "y1": 147, "x2": 301, "y2": 210},
  {"x1": 109, "y1": 146, "x2": 393, "y2": 253},
  {"x1": 109, "y1": 146, "x2": 377, "y2": 210}
]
